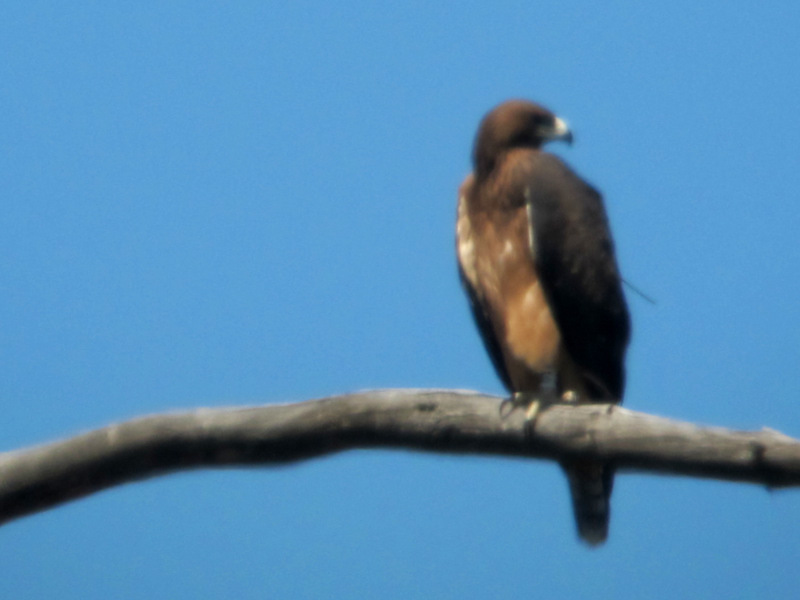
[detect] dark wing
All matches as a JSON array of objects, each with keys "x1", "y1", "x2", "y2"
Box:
[
  {"x1": 457, "y1": 264, "x2": 514, "y2": 392},
  {"x1": 526, "y1": 153, "x2": 630, "y2": 400}
]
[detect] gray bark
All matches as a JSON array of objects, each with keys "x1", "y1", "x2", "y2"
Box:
[{"x1": 1, "y1": 389, "x2": 798, "y2": 526}]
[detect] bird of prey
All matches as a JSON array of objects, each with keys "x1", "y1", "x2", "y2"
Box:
[{"x1": 456, "y1": 99, "x2": 630, "y2": 545}]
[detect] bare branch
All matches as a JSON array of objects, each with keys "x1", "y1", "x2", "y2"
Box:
[{"x1": 1, "y1": 389, "x2": 799, "y2": 526}]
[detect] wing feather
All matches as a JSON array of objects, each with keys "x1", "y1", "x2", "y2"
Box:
[{"x1": 525, "y1": 154, "x2": 630, "y2": 400}]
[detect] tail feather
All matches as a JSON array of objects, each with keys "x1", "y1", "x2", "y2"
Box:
[{"x1": 563, "y1": 460, "x2": 615, "y2": 546}]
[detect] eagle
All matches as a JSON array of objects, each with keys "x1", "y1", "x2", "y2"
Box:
[{"x1": 456, "y1": 99, "x2": 630, "y2": 545}]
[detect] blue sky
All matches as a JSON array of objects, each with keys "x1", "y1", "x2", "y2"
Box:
[{"x1": 2, "y1": 2, "x2": 799, "y2": 598}]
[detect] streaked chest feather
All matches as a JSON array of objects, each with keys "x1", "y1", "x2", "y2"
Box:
[
  {"x1": 457, "y1": 193, "x2": 561, "y2": 376},
  {"x1": 456, "y1": 193, "x2": 479, "y2": 287}
]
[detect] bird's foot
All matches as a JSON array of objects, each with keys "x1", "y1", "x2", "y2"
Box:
[
  {"x1": 561, "y1": 390, "x2": 580, "y2": 403},
  {"x1": 500, "y1": 391, "x2": 561, "y2": 438},
  {"x1": 499, "y1": 389, "x2": 574, "y2": 435},
  {"x1": 523, "y1": 395, "x2": 542, "y2": 423},
  {"x1": 500, "y1": 391, "x2": 536, "y2": 419}
]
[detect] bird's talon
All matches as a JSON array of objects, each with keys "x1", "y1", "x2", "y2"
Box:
[{"x1": 499, "y1": 398, "x2": 515, "y2": 418}]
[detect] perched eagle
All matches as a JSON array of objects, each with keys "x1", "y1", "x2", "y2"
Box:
[{"x1": 456, "y1": 99, "x2": 630, "y2": 545}]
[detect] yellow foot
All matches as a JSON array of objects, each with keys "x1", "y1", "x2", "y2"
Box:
[
  {"x1": 524, "y1": 399, "x2": 542, "y2": 422},
  {"x1": 561, "y1": 390, "x2": 580, "y2": 402},
  {"x1": 499, "y1": 391, "x2": 535, "y2": 418},
  {"x1": 512, "y1": 391, "x2": 553, "y2": 438},
  {"x1": 499, "y1": 391, "x2": 562, "y2": 430}
]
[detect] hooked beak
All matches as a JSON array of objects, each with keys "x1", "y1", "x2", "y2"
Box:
[{"x1": 539, "y1": 116, "x2": 573, "y2": 145}]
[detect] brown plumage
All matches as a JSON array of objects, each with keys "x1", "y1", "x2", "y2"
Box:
[{"x1": 456, "y1": 99, "x2": 630, "y2": 545}]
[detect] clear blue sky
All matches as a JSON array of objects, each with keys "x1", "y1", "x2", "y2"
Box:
[{"x1": 2, "y1": 2, "x2": 799, "y2": 598}]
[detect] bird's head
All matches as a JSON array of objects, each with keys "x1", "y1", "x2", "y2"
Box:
[{"x1": 472, "y1": 99, "x2": 573, "y2": 178}]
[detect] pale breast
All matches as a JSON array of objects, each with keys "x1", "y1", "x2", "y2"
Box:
[
  {"x1": 456, "y1": 192, "x2": 479, "y2": 289},
  {"x1": 457, "y1": 172, "x2": 568, "y2": 392},
  {"x1": 492, "y1": 212, "x2": 561, "y2": 379},
  {"x1": 469, "y1": 205, "x2": 562, "y2": 385}
]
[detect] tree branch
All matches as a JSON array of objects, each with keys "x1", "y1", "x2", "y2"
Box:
[{"x1": 1, "y1": 389, "x2": 799, "y2": 526}]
